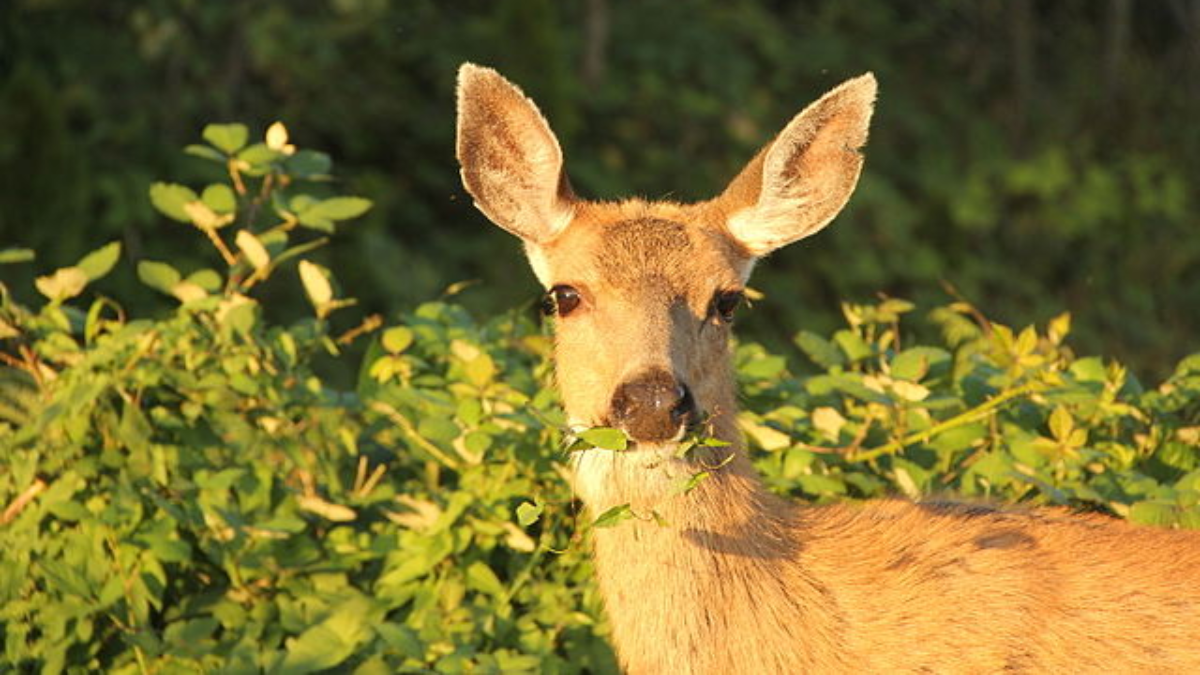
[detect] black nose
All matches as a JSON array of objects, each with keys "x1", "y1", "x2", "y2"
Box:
[{"x1": 610, "y1": 369, "x2": 697, "y2": 443}]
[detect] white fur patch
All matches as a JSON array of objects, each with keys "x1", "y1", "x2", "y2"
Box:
[
  {"x1": 569, "y1": 444, "x2": 695, "y2": 512},
  {"x1": 726, "y1": 198, "x2": 818, "y2": 257},
  {"x1": 524, "y1": 242, "x2": 553, "y2": 287}
]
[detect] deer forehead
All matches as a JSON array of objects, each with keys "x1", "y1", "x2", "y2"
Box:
[{"x1": 535, "y1": 202, "x2": 751, "y2": 297}]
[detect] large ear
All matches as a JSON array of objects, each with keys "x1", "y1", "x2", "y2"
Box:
[
  {"x1": 456, "y1": 63, "x2": 575, "y2": 243},
  {"x1": 720, "y1": 74, "x2": 876, "y2": 256}
]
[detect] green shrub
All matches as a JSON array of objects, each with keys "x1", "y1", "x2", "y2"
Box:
[{"x1": 1, "y1": 124, "x2": 1197, "y2": 672}]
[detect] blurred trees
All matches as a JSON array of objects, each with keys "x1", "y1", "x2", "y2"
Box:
[{"x1": 2, "y1": 0, "x2": 1197, "y2": 378}]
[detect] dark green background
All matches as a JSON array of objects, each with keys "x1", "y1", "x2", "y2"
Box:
[{"x1": 3, "y1": 0, "x2": 1197, "y2": 379}]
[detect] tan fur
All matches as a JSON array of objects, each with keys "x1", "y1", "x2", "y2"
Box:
[{"x1": 455, "y1": 63, "x2": 1200, "y2": 674}]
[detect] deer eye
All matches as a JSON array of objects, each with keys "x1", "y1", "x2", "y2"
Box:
[
  {"x1": 711, "y1": 290, "x2": 744, "y2": 323},
  {"x1": 542, "y1": 285, "x2": 582, "y2": 317}
]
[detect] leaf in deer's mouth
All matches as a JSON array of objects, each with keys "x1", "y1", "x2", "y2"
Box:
[{"x1": 571, "y1": 426, "x2": 630, "y2": 452}]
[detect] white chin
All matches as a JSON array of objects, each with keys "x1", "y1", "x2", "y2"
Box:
[{"x1": 568, "y1": 442, "x2": 691, "y2": 509}]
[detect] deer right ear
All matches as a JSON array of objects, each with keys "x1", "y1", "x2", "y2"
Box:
[
  {"x1": 456, "y1": 63, "x2": 576, "y2": 244},
  {"x1": 719, "y1": 74, "x2": 876, "y2": 257}
]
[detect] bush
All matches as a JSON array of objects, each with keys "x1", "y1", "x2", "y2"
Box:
[{"x1": 2, "y1": 124, "x2": 1197, "y2": 672}]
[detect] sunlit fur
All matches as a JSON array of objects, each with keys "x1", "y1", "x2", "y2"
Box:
[{"x1": 455, "y1": 63, "x2": 1200, "y2": 674}]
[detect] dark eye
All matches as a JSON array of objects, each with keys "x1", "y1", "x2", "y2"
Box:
[
  {"x1": 541, "y1": 285, "x2": 582, "y2": 317},
  {"x1": 711, "y1": 290, "x2": 744, "y2": 323}
]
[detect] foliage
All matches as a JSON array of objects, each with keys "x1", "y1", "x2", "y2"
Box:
[
  {"x1": 3, "y1": 123, "x2": 1199, "y2": 672},
  {"x1": 0, "y1": 127, "x2": 611, "y2": 673},
  {"x1": 3, "y1": 1, "x2": 1198, "y2": 380}
]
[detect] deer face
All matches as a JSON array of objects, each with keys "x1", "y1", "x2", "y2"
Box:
[
  {"x1": 530, "y1": 202, "x2": 751, "y2": 445},
  {"x1": 455, "y1": 63, "x2": 874, "y2": 453}
]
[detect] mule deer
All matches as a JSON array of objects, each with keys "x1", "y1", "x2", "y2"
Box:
[{"x1": 454, "y1": 63, "x2": 1200, "y2": 674}]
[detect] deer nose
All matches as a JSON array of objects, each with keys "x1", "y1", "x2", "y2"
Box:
[{"x1": 610, "y1": 369, "x2": 697, "y2": 443}]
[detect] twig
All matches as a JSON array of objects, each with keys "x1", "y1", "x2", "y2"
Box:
[
  {"x1": 336, "y1": 313, "x2": 383, "y2": 345},
  {"x1": 795, "y1": 412, "x2": 876, "y2": 456},
  {"x1": 201, "y1": 226, "x2": 238, "y2": 267},
  {"x1": 370, "y1": 401, "x2": 461, "y2": 469},
  {"x1": 940, "y1": 279, "x2": 993, "y2": 338},
  {"x1": 1, "y1": 478, "x2": 47, "y2": 525},
  {"x1": 853, "y1": 382, "x2": 1041, "y2": 462}
]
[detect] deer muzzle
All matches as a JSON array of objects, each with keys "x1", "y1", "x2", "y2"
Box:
[{"x1": 609, "y1": 368, "x2": 697, "y2": 444}]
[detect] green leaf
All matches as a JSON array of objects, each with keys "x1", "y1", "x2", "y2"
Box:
[
  {"x1": 202, "y1": 123, "x2": 249, "y2": 154},
  {"x1": 187, "y1": 269, "x2": 223, "y2": 292},
  {"x1": 1069, "y1": 357, "x2": 1107, "y2": 383},
  {"x1": 796, "y1": 473, "x2": 847, "y2": 496},
  {"x1": 465, "y1": 561, "x2": 505, "y2": 597},
  {"x1": 794, "y1": 330, "x2": 845, "y2": 369},
  {"x1": 279, "y1": 606, "x2": 367, "y2": 675},
  {"x1": 0, "y1": 248, "x2": 34, "y2": 264},
  {"x1": 516, "y1": 501, "x2": 543, "y2": 527},
  {"x1": 298, "y1": 197, "x2": 372, "y2": 231},
  {"x1": 137, "y1": 260, "x2": 182, "y2": 293},
  {"x1": 35, "y1": 267, "x2": 88, "y2": 301},
  {"x1": 76, "y1": 241, "x2": 121, "y2": 281},
  {"x1": 237, "y1": 143, "x2": 279, "y2": 174},
  {"x1": 184, "y1": 144, "x2": 226, "y2": 162},
  {"x1": 286, "y1": 150, "x2": 332, "y2": 178},
  {"x1": 381, "y1": 327, "x2": 414, "y2": 354},
  {"x1": 578, "y1": 427, "x2": 628, "y2": 451},
  {"x1": 149, "y1": 182, "x2": 199, "y2": 223},
  {"x1": 674, "y1": 470, "x2": 712, "y2": 495},
  {"x1": 1129, "y1": 501, "x2": 1177, "y2": 527},
  {"x1": 930, "y1": 423, "x2": 987, "y2": 454},
  {"x1": 592, "y1": 503, "x2": 635, "y2": 528},
  {"x1": 877, "y1": 298, "x2": 916, "y2": 318},
  {"x1": 464, "y1": 353, "x2": 496, "y2": 388},
  {"x1": 891, "y1": 347, "x2": 951, "y2": 382},
  {"x1": 833, "y1": 329, "x2": 873, "y2": 362},
  {"x1": 740, "y1": 354, "x2": 787, "y2": 379},
  {"x1": 1048, "y1": 406, "x2": 1074, "y2": 442},
  {"x1": 202, "y1": 184, "x2": 237, "y2": 214}
]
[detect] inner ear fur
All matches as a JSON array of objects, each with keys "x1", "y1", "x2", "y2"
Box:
[
  {"x1": 721, "y1": 73, "x2": 876, "y2": 257},
  {"x1": 455, "y1": 63, "x2": 576, "y2": 243}
]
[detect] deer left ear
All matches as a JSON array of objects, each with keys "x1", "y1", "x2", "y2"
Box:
[
  {"x1": 720, "y1": 74, "x2": 876, "y2": 257},
  {"x1": 456, "y1": 63, "x2": 576, "y2": 244}
]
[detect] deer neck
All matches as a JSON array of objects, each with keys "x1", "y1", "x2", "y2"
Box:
[{"x1": 570, "y1": 420, "x2": 845, "y2": 672}]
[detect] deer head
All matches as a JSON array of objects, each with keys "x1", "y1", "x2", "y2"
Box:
[{"x1": 456, "y1": 63, "x2": 874, "y2": 505}]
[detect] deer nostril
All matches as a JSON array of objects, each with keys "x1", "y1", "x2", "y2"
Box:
[{"x1": 670, "y1": 385, "x2": 695, "y2": 423}]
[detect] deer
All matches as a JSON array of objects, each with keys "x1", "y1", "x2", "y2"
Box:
[{"x1": 454, "y1": 63, "x2": 1200, "y2": 674}]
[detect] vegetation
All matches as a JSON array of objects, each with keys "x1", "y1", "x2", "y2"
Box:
[
  {"x1": 3, "y1": 1, "x2": 1198, "y2": 380},
  {"x1": 2, "y1": 121, "x2": 1198, "y2": 672}
]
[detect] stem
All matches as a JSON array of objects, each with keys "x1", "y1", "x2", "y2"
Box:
[
  {"x1": 370, "y1": 401, "x2": 461, "y2": 469},
  {"x1": 853, "y1": 382, "x2": 1041, "y2": 462},
  {"x1": 227, "y1": 158, "x2": 247, "y2": 196},
  {"x1": 202, "y1": 226, "x2": 238, "y2": 267},
  {"x1": 336, "y1": 313, "x2": 383, "y2": 345},
  {"x1": 1, "y1": 478, "x2": 46, "y2": 525}
]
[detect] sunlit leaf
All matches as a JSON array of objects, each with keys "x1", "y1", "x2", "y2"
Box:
[
  {"x1": 381, "y1": 326, "x2": 414, "y2": 354},
  {"x1": 202, "y1": 183, "x2": 237, "y2": 214},
  {"x1": 202, "y1": 123, "x2": 249, "y2": 154},
  {"x1": 298, "y1": 260, "x2": 333, "y2": 310},
  {"x1": 137, "y1": 260, "x2": 181, "y2": 294},
  {"x1": 578, "y1": 427, "x2": 628, "y2": 451},
  {"x1": 75, "y1": 241, "x2": 121, "y2": 281},
  {"x1": 236, "y1": 230, "x2": 270, "y2": 270},
  {"x1": 149, "y1": 182, "x2": 199, "y2": 223},
  {"x1": 592, "y1": 503, "x2": 635, "y2": 528},
  {"x1": 516, "y1": 501, "x2": 543, "y2": 527},
  {"x1": 265, "y1": 121, "x2": 290, "y2": 151},
  {"x1": 35, "y1": 267, "x2": 88, "y2": 301}
]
